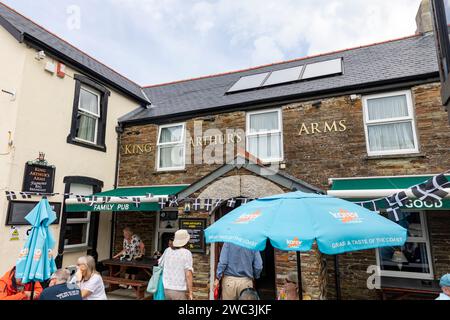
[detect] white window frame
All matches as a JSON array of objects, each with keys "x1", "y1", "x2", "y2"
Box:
[
  {"x1": 376, "y1": 211, "x2": 434, "y2": 280},
  {"x1": 156, "y1": 122, "x2": 186, "y2": 171},
  {"x1": 65, "y1": 212, "x2": 91, "y2": 249},
  {"x1": 246, "y1": 108, "x2": 284, "y2": 163},
  {"x1": 362, "y1": 90, "x2": 419, "y2": 157},
  {"x1": 75, "y1": 85, "x2": 101, "y2": 145}
]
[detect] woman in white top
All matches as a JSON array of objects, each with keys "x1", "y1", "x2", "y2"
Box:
[
  {"x1": 75, "y1": 255, "x2": 107, "y2": 300},
  {"x1": 160, "y1": 230, "x2": 194, "y2": 300}
]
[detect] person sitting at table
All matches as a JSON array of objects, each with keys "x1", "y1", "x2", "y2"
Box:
[
  {"x1": 0, "y1": 266, "x2": 43, "y2": 300},
  {"x1": 112, "y1": 227, "x2": 145, "y2": 287}
]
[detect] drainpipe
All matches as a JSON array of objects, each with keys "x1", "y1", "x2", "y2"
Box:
[{"x1": 110, "y1": 123, "x2": 124, "y2": 258}]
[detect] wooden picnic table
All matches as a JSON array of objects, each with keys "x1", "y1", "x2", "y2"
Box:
[
  {"x1": 100, "y1": 258, "x2": 158, "y2": 299},
  {"x1": 101, "y1": 258, "x2": 158, "y2": 278}
]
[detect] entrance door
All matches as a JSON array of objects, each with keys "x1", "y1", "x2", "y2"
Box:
[
  {"x1": 213, "y1": 201, "x2": 277, "y2": 300},
  {"x1": 255, "y1": 240, "x2": 276, "y2": 300}
]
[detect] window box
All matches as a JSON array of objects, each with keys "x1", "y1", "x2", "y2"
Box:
[{"x1": 362, "y1": 90, "x2": 420, "y2": 157}]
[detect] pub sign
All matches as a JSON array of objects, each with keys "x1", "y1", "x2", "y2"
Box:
[{"x1": 22, "y1": 163, "x2": 56, "y2": 194}]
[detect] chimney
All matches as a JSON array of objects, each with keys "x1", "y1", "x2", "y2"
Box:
[{"x1": 416, "y1": 0, "x2": 434, "y2": 34}]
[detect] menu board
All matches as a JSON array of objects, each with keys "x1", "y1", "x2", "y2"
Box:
[
  {"x1": 179, "y1": 218, "x2": 206, "y2": 253},
  {"x1": 6, "y1": 201, "x2": 61, "y2": 226},
  {"x1": 22, "y1": 163, "x2": 55, "y2": 194}
]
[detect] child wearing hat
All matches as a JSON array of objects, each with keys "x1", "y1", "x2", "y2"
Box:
[{"x1": 436, "y1": 274, "x2": 450, "y2": 300}]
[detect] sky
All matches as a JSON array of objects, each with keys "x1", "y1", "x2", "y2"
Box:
[{"x1": 2, "y1": 0, "x2": 423, "y2": 86}]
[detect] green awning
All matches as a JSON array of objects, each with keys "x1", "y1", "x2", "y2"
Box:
[
  {"x1": 331, "y1": 176, "x2": 437, "y2": 191},
  {"x1": 330, "y1": 175, "x2": 450, "y2": 210},
  {"x1": 66, "y1": 185, "x2": 188, "y2": 212}
]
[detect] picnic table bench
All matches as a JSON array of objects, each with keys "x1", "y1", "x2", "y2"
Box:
[
  {"x1": 100, "y1": 258, "x2": 158, "y2": 300},
  {"x1": 102, "y1": 276, "x2": 148, "y2": 299}
]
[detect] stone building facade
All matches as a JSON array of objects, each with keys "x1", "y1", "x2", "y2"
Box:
[{"x1": 116, "y1": 81, "x2": 450, "y2": 300}]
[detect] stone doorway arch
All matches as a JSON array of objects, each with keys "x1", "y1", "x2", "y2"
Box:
[{"x1": 198, "y1": 175, "x2": 285, "y2": 200}]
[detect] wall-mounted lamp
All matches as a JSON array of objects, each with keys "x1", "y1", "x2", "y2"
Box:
[{"x1": 35, "y1": 50, "x2": 46, "y2": 61}]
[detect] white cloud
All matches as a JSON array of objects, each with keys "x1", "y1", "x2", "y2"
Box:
[{"x1": 3, "y1": 0, "x2": 424, "y2": 84}]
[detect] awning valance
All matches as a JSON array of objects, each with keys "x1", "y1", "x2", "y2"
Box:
[
  {"x1": 65, "y1": 185, "x2": 188, "y2": 212},
  {"x1": 328, "y1": 175, "x2": 450, "y2": 210}
]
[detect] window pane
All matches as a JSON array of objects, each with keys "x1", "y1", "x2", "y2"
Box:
[
  {"x1": 228, "y1": 73, "x2": 269, "y2": 92},
  {"x1": 249, "y1": 111, "x2": 279, "y2": 133},
  {"x1": 64, "y1": 223, "x2": 88, "y2": 246},
  {"x1": 302, "y1": 58, "x2": 342, "y2": 80},
  {"x1": 248, "y1": 133, "x2": 281, "y2": 161},
  {"x1": 378, "y1": 243, "x2": 431, "y2": 274},
  {"x1": 445, "y1": 0, "x2": 450, "y2": 24},
  {"x1": 159, "y1": 145, "x2": 184, "y2": 168},
  {"x1": 80, "y1": 88, "x2": 99, "y2": 115},
  {"x1": 367, "y1": 95, "x2": 409, "y2": 121},
  {"x1": 76, "y1": 113, "x2": 97, "y2": 142},
  {"x1": 67, "y1": 212, "x2": 89, "y2": 220},
  {"x1": 159, "y1": 125, "x2": 183, "y2": 143},
  {"x1": 381, "y1": 211, "x2": 424, "y2": 238},
  {"x1": 368, "y1": 122, "x2": 415, "y2": 152},
  {"x1": 263, "y1": 66, "x2": 303, "y2": 86}
]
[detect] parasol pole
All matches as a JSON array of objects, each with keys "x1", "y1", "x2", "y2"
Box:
[
  {"x1": 296, "y1": 252, "x2": 303, "y2": 300},
  {"x1": 334, "y1": 255, "x2": 342, "y2": 300},
  {"x1": 30, "y1": 281, "x2": 35, "y2": 301}
]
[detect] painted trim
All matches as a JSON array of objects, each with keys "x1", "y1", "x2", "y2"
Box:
[
  {"x1": 375, "y1": 211, "x2": 434, "y2": 280},
  {"x1": 56, "y1": 176, "x2": 103, "y2": 268},
  {"x1": 246, "y1": 108, "x2": 284, "y2": 163},
  {"x1": 67, "y1": 75, "x2": 109, "y2": 152},
  {"x1": 0, "y1": 13, "x2": 24, "y2": 42},
  {"x1": 362, "y1": 90, "x2": 420, "y2": 157},
  {"x1": 156, "y1": 122, "x2": 186, "y2": 171}
]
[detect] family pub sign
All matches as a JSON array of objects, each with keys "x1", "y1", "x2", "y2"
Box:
[{"x1": 22, "y1": 163, "x2": 56, "y2": 194}]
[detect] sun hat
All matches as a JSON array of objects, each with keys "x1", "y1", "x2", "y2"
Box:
[
  {"x1": 440, "y1": 274, "x2": 450, "y2": 287},
  {"x1": 173, "y1": 229, "x2": 190, "y2": 248}
]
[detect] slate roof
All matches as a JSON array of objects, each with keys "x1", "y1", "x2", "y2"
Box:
[
  {"x1": 0, "y1": 2, "x2": 149, "y2": 104},
  {"x1": 124, "y1": 33, "x2": 439, "y2": 123}
]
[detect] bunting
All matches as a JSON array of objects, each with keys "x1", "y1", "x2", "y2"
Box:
[{"x1": 411, "y1": 174, "x2": 450, "y2": 202}]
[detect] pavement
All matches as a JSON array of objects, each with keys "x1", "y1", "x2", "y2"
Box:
[{"x1": 106, "y1": 288, "x2": 152, "y2": 300}]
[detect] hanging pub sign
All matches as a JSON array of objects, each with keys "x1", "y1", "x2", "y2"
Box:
[
  {"x1": 179, "y1": 218, "x2": 207, "y2": 253},
  {"x1": 22, "y1": 163, "x2": 56, "y2": 194}
]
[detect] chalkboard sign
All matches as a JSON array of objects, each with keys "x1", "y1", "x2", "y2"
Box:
[
  {"x1": 179, "y1": 218, "x2": 206, "y2": 253},
  {"x1": 6, "y1": 201, "x2": 61, "y2": 226},
  {"x1": 22, "y1": 163, "x2": 55, "y2": 194}
]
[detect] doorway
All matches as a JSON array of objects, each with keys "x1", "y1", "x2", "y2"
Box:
[{"x1": 213, "y1": 200, "x2": 277, "y2": 300}]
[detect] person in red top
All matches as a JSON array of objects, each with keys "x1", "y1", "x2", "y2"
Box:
[{"x1": 0, "y1": 267, "x2": 43, "y2": 300}]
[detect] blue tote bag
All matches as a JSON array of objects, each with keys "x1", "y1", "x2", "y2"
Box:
[
  {"x1": 153, "y1": 273, "x2": 165, "y2": 300},
  {"x1": 147, "y1": 252, "x2": 165, "y2": 300},
  {"x1": 147, "y1": 265, "x2": 163, "y2": 293}
]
